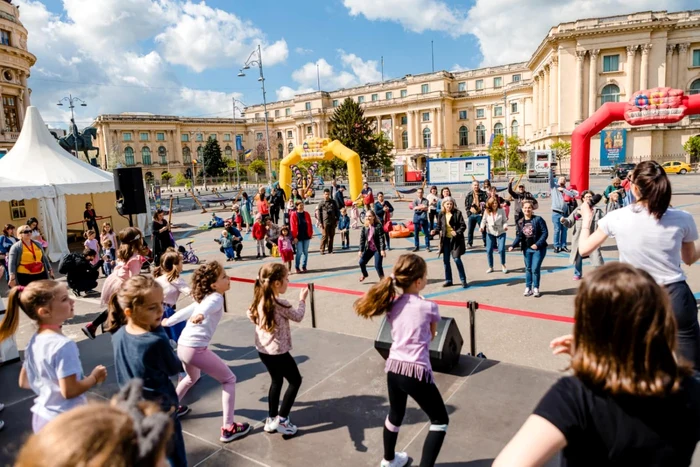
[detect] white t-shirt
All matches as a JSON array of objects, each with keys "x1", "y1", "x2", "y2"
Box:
[
  {"x1": 24, "y1": 332, "x2": 87, "y2": 421},
  {"x1": 598, "y1": 205, "x2": 698, "y2": 285},
  {"x1": 166, "y1": 293, "x2": 224, "y2": 348},
  {"x1": 155, "y1": 275, "x2": 191, "y2": 306}
]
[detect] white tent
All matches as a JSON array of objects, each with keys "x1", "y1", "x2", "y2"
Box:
[{"x1": 0, "y1": 107, "x2": 151, "y2": 261}]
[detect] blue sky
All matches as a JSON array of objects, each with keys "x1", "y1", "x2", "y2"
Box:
[{"x1": 18, "y1": 0, "x2": 696, "y2": 128}]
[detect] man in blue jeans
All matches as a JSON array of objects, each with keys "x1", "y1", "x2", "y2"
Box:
[
  {"x1": 412, "y1": 188, "x2": 431, "y2": 252},
  {"x1": 549, "y1": 168, "x2": 578, "y2": 253},
  {"x1": 465, "y1": 180, "x2": 487, "y2": 248}
]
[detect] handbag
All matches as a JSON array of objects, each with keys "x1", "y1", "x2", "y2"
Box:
[
  {"x1": 23, "y1": 242, "x2": 45, "y2": 274},
  {"x1": 383, "y1": 213, "x2": 393, "y2": 233},
  {"x1": 271, "y1": 244, "x2": 280, "y2": 257}
]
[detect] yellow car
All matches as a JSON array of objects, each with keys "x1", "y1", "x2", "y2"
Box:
[{"x1": 661, "y1": 161, "x2": 692, "y2": 174}]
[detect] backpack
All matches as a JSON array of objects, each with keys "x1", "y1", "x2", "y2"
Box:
[{"x1": 58, "y1": 252, "x2": 82, "y2": 275}]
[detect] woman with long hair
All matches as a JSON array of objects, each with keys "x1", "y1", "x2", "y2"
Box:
[
  {"x1": 0, "y1": 224, "x2": 17, "y2": 282},
  {"x1": 480, "y1": 197, "x2": 508, "y2": 274},
  {"x1": 578, "y1": 160, "x2": 700, "y2": 370},
  {"x1": 358, "y1": 210, "x2": 387, "y2": 282},
  {"x1": 431, "y1": 196, "x2": 468, "y2": 288},
  {"x1": 151, "y1": 210, "x2": 174, "y2": 266},
  {"x1": 508, "y1": 200, "x2": 548, "y2": 298}
]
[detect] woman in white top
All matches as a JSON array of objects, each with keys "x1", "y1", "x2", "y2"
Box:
[
  {"x1": 427, "y1": 185, "x2": 439, "y2": 231},
  {"x1": 578, "y1": 160, "x2": 700, "y2": 371},
  {"x1": 480, "y1": 197, "x2": 508, "y2": 274}
]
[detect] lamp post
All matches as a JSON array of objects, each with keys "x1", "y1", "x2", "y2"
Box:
[
  {"x1": 57, "y1": 94, "x2": 87, "y2": 158},
  {"x1": 188, "y1": 129, "x2": 202, "y2": 189},
  {"x1": 232, "y1": 98, "x2": 247, "y2": 190},
  {"x1": 238, "y1": 44, "x2": 273, "y2": 184}
]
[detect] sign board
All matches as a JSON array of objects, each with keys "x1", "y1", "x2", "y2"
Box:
[
  {"x1": 300, "y1": 138, "x2": 330, "y2": 159},
  {"x1": 427, "y1": 156, "x2": 491, "y2": 184},
  {"x1": 600, "y1": 129, "x2": 626, "y2": 167}
]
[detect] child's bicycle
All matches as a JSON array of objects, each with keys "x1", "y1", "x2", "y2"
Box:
[{"x1": 178, "y1": 240, "x2": 200, "y2": 264}]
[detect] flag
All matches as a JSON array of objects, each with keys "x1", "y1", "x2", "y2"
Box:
[
  {"x1": 235, "y1": 135, "x2": 243, "y2": 151},
  {"x1": 488, "y1": 133, "x2": 495, "y2": 148}
]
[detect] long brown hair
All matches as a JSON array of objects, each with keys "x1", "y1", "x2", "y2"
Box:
[
  {"x1": 0, "y1": 281, "x2": 63, "y2": 342},
  {"x1": 153, "y1": 251, "x2": 182, "y2": 283},
  {"x1": 571, "y1": 263, "x2": 690, "y2": 396},
  {"x1": 354, "y1": 254, "x2": 427, "y2": 319},
  {"x1": 117, "y1": 227, "x2": 144, "y2": 263},
  {"x1": 249, "y1": 263, "x2": 290, "y2": 333},
  {"x1": 191, "y1": 262, "x2": 227, "y2": 313},
  {"x1": 631, "y1": 160, "x2": 671, "y2": 220},
  {"x1": 484, "y1": 197, "x2": 499, "y2": 214},
  {"x1": 106, "y1": 275, "x2": 161, "y2": 334}
]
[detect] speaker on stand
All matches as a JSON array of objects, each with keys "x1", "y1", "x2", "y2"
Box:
[{"x1": 113, "y1": 167, "x2": 148, "y2": 227}]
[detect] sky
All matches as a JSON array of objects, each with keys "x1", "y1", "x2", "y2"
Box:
[{"x1": 18, "y1": 0, "x2": 697, "y2": 129}]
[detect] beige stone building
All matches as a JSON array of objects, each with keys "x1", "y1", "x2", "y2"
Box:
[
  {"x1": 93, "y1": 9, "x2": 700, "y2": 182},
  {"x1": 0, "y1": 0, "x2": 35, "y2": 154}
]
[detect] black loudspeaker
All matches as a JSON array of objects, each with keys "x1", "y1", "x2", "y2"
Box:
[
  {"x1": 374, "y1": 316, "x2": 464, "y2": 372},
  {"x1": 113, "y1": 168, "x2": 147, "y2": 215}
]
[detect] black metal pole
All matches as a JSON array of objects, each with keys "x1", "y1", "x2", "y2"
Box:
[
  {"x1": 309, "y1": 283, "x2": 316, "y2": 328},
  {"x1": 468, "y1": 301, "x2": 477, "y2": 356}
]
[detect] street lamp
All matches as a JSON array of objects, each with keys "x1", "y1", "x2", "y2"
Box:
[
  {"x1": 237, "y1": 44, "x2": 273, "y2": 184},
  {"x1": 57, "y1": 94, "x2": 87, "y2": 158},
  {"x1": 232, "y1": 97, "x2": 247, "y2": 190},
  {"x1": 188, "y1": 128, "x2": 202, "y2": 189}
]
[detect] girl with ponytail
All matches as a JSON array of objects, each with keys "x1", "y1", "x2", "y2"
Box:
[
  {"x1": 354, "y1": 254, "x2": 449, "y2": 467},
  {"x1": 247, "y1": 263, "x2": 308, "y2": 436}
]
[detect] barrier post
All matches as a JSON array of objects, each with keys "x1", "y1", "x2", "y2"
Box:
[
  {"x1": 309, "y1": 283, "x2": 316, "y2": 328},
  {"x1": 467, "y1": 300, "x2": 478, "y2": 356}
]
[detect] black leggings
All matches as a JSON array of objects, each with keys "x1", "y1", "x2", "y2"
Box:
[
  {"x1": 90, "y1": 310, "x2": 109, "y2": 333},
  {"x1": 384, "y1": 371, "x2": 448, "y2": 467},
  {"x1": 258, "y1": 352, "x2": 302, "y2": 419},
  {"x1": 665, "y1": 281, "x2": 700, "y2": 371}
]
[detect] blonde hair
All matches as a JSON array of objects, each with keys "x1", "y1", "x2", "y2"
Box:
[
  {"x1": 106, "y1": 276, "x2": 162, "y2": 334},
  {"x1": 0, "y1": 281, "x2": 64, "y2": 342},
  {"x1": 249, "y1": 263, "x2": 290, "y2": 333},
  {"x1": 153, "y1": 251, "x2": 182, "y2": 283},
  {"x1": 17, "y1": 225, "x2": 31, "y2": 235}
]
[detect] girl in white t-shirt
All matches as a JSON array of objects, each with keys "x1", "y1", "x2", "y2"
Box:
[
  {"x1": 579, "y1": 160, "x2": 700, "y2": 371},
  {"x1": 154, "y1": 250, "x2": 190, "y2": 344},
  {"x1": 0, "y1": 280, "x2": 107, "y2": 432}
]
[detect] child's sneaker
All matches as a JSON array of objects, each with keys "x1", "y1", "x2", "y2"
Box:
[
  {"x1": 275, "y1": 417, "x2": 297, "y2": 436},
  {"x1": 176, "y1": 405, "x2": 190, "y2": 418},
  {"x1": 81, "y1": 324, "x2": 97, "y2": 340},
  {"x1": 264, "y1": 416, "x2": 279, "y2": 433},
  {"x1": 220, "y1": 422, "x2": 251, "y2": 442},
  {"x1": 381, "y1": 451, "x2": 409, "y2": 467}
]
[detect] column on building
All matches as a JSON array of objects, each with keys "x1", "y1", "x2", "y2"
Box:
[
  {"x1": 407, "y1": 110, "x2": 415, "y2": 149},
  {"x1": 640, "y1": 44, "x2": 652, "y2": 90},
  {"x1": 678, "y1": 43, "x2": 690, "y2": 91},
  {"x1": 665, "y1": 44, "x2": 675, "y2": 88},
  {"x1": 20, "y1": 72, "x2": 30, "y2": 108},
  {"x1": 575, "y1": 50, "x2": 586, "y2": 123},
  {"x1": 588, "y1": 49, "x2": 599, "y2": 117},
  {"x1": 532, "y1": 75, "x2": 540, "y2": 131},
  {"x1": 539, "y1": 70, "x2": 545, "y2": 131},
  {"x1": 626, "y1": 45, "x2": 638, "y2": 98},
  {"x1": 0, "y1": 85, "x2": 5, "y2": 133},
  {"x1": 390, "y1": 113, "x2": 398, "y2": 149},
  {"x1": 434, "y1": 107, "x2": 441, "y2": 147},
  {"x1": 549, "y1": 56, "x2": 558, "y2": 128},
  {"x1": 543, "y1": 65, "x2": 550, "y2": 129}
]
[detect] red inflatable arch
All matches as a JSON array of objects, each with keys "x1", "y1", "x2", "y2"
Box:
[{"x1": 570, "y1": 87, "x2": 700, "y2": 192}]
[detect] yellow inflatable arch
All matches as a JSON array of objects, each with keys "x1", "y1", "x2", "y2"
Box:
[{"x1": 280, "y1": 138, "x2": 363, "y2": 204}]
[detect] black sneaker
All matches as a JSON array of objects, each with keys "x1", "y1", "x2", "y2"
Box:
[
  {"x1": 461, "y1": 281, "x2": 469, "y2": 288},
  {"x1": 426, "y1": 247, "x2": 432, "y2": 253},
  {"x1": 176, "y1": 405, "x2": 190, "y2": 418},
  {"x1": 220, "y1": 422, "x2": 251, "y2": 443},
  {"x1": 554, "y1": 247, "x2": 560, "y2": 253},
  {"x1": 412, "y1": 247, "x2": 419, "y2": 252},
  {"x1": 561, "y1": 247, "x2": 571, "y2": 253},
  {"x1": 442, "y1": 282, "x2": 453, "y2": 287},
  {"x1": 81, "y1": 324, "x2": 96, "y2": 340}
]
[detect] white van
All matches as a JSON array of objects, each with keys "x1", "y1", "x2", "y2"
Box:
[{"x1": 527, "y1": 150, "x2": 554, "y2": 179}]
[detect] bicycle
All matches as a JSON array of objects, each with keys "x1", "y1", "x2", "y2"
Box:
[{"x1": 178, "y1": 240, "x2": 200, "y2": 264}]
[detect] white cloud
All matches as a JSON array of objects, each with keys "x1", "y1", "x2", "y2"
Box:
[
  {"x1": 295, "y1": 47, "x2": 313, "y2": 55},
  {"x1": 343, "y1": 0, "x2": 468, "y2": 36}
]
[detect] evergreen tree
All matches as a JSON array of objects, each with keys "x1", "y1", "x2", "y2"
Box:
[
  {"x1": 202, "y1": 138, "x2": 226, "y2": 177},
  {"x1": 328, "y1": 98, "x2": 380, "y2": 167}
]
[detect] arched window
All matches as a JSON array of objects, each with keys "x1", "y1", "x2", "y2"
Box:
[
  {"x1": 423, "y1": 128, "x2": 431, "y2": 148},
  {"x1": 277, "y1": 143, "x2": 283, "y2": 159},
  {"x1": 182, "y1": 147, "x2": 191, "y2": 164},
  {"x1": 494, "y1": 123, "x2": 504, "y2": 137},
  {"x1": 402, "y1": 131, "x2": 408, "y2": 149},
  {"x1": 141, "y1": 147, "x2": 151, "y2": 165},
  {"x1": 224, "y1": 145, "x2": 232, "y2": 159},
  {"x1": 196, "y1": 146, "x2": 203, "y2": 160},
  {"x1": 287, "y1": 142, "x2": 294, "y2": 154},
  {"x1": 476, "y1": 124, "x2": 486, "y2": 146},
  {"x1": 601, "y1": 84, "x2": 620, "y2": 105},
  {"x1": 690, "y1": 79, "x2": 700, "y2": 95},
  {"x1": 124, "y1": 147, "x2": 134, "y2": 166},
  {"x1": 158, "y1": 146, "x2": 167, "y2": 164},
  {"x1": 511, "y1": 120, "x2": 519, "y2": 138},
  {"x1": 459, "y1": 126, "x2": 468, "y2": 146}
]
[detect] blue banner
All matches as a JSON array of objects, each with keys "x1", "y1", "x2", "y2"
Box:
[
  {"x1": 235, "y1": 135, "x2": 243, "y2": 151},
  {"x1": 600, "y1": 129, "x2": 626, "y2": 167}
]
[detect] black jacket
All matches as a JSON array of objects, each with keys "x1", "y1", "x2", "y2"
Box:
[
  {"x1": 511, "y1": 215, "x2": 548, "y2": 251},
  {"x1": 465, "y1": 190, "x2": 488, "y2": 216},
  {"x1": 433, "y1": 209, "x2": 467, "y2": 258},
  {"x1": 334, "y1": 191, "x2": 345, "y2": 210},
  {"x1": 66, "y1": 256, "x2": 103, "y2": 292},
  {"x1": 270, "y1": 191, "x2": 285, "y2": 211},
  {"x1": 359, "y1": 223, "x2": 387, "y2": 253},
  {"x1": 318, "y1": 199, "x2": 339, "y2": 226}
]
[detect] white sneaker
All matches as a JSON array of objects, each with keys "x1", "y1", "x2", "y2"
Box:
[
  {"x1": 533, "y1": 288, "x2": 541, "y2": 297},
  {"x1": 485, "y1": 267, "x2": 493, "y2": 273},
  {"x1": 276, "y1": 417, "x2": 298, "y2": 436},
  {"x1": 502, "y1": 265, "x2": 508, "y2": 274},
  {"x1": 523, "y1": 287, "x2": 532, "y2": 296},
  {"x1": 381, "y1": 451, "x2": 409, "y2": 467},
  {"x1": 264, "y1": 416, "x2": 279, "y2": 433}
]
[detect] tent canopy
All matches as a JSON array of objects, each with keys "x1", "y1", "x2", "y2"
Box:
[{"x1": 0, "y1": 176, "x2": 56, "y2": 202}]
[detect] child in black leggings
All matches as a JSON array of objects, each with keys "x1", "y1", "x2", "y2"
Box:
[
  {"x1": 355, "y1": 253, "x2": 448, "y2": 467},
  {"x1": 247, "y1": 263, "x2": 308, "y2": 436}
]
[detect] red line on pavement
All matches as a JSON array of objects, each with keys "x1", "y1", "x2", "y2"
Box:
[{"x1": 229, "y1": 276, "x2": 574, "y2": 324}]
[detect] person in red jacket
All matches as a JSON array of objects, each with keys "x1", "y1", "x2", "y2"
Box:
[
  {"x1": 252, "y1": 214, "x2": 266, "y2": 259},
  {"x1": 289, "y1": 201, "x2": 313, "y2": 273}
]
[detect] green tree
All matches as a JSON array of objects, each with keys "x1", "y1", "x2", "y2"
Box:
[
  {"x1": 202, "y1": 138, "x2": 226, "y2": 179},
  {"x1": 328, "y1": 98, "x2": 380, "y2": 170},
  {"x1": 174, "y1": 173, "x2": 187, "y2": 186},
  {"x1": 460, "y1": 151, "x2": 475, "y2": 158},
  {"x1": 370, "y1": 132, "x2": 394, "y2": 172},
  {"x1": 249, "y1": 159, "x2": 266, "y2": 181},
  {"x1": 550, "y1": 141, "x2": 572, "y2": 175},
  {"x1": 683, "y1": 135, "x2": 700, "y2": 164},
  {"x1": 161, "y1": 171, "x2": 173, "y2": 187},
  {"x1": 488, "y1": 135, "x2": 523, "y2": 172}
]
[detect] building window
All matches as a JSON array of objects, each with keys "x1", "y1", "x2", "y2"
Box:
[
  {"x1": 511, "y1": 120, "x2": 519, "y2": 137},
  {"x1": 422, "y1": 112, "x2": 430, "y2": 122},
  {"x1": 476, "y1": 108, "x2": 485, "y2": 119},
  {"x1": 476, "y1": 124, "x2": 486, "y2": 145},
  {"x1": 140, "y1": 132, "x2": 149, "y2": 141},
  {"x1": 603, "y1": 55, "x2": 619, "y2": 72},
  {"x1": 511, "y1": 102, "x2": 518, "y2": 113},
  {"x1": 401, "y1": 116, "x2": 407, "y2": 125},
  {"x1": 0, "y1": 30, "x2": 9, "y2": 46},
  {"x1": 332, "y1": 100, "x2": 338, "y2": 107},
  {"x1": 197, "y1": 146, "x2": 203, "y2": 159},
  {"x1": 458, "y1": 82, "x2": 466, "y2": 92},
  {"x1": 306, "y1": 126, "x2": 312, "y2": 135},
  {"x1": 459, "y1": 110, "x2": 467, "y2": 120},
  {"x1": 305, "y1": 102, "x2": 311, "y2": 111},
  {"x1": 277, "y1": 143, "x2": 283, "y2": 159},
  {"x1": 358, "y1": 96, "x2": 365, "y2": 103},
  {"x1": 601, "y1": 84, "x2": 620, "y2": 104},
  {"x1": 288, "y1": 142, "x2": 294, "y2": 153},
  {"x1": 494, "y1": 77, "x2": 502, "y2": 88},
  {"x1": 224, "y1": 133, "x2": 231, "y2": 141},
  {"x1": 124, "y1": 147, "x2": 135, "y2": 166},
  {"x1": 273, "y1": 131, "x2": 280, "y2": 140},
  {"x1": 287, "y1": 130, "x2": 293, "y2": 138},
  {"x1": 9, "y1": 199, "x2": 25, "y2": 220},
  {"x1": 183, "y1": 147, "x2": 191, "y2": 164},
  {"x1": 400, "y1": 90, "x2": 408, "y2": 98},
  {"x1": 286, "y1": 108, "x2": 291, "y2": 116},
  {"x1": 421, "y1": 84, "x2": 429, "y2": 94},
  {"x1": 459, "y1": 126, "x2": 468, "y2": 146},
  {"x1": 209, "y1": 134, "x2": 216, "y2": 140},
  {"x1": 372, "y1": 94, "x2": 378, "y2": 101},
  {"x1": 274, "y1": 110, "x2": 280, "y2": 118},
  {"x1": 494, "y1": 123, "x2": 504, "y2": 137},
  {"x1": 156, "y1": 132, "x2": 165, "y2": 141},
  {"x1": 256, "y1": 132, "x2": 263, "y2": 141},
  {"x1": 255, "y1": 113, "x2": 260, "y2": 119},
  {"x1": 690, "y1": 79, "x2": 700, "y2": 95},
  {"x1": 512, "y1": 74, "x2": 521, "y2": 82},
  {"x1": 693, "y1": 50, "x2": 700, "y2": 67},
  {"x1": 141, "y1": 147, "x2": 151, "y2": 165},
  {"x1": 494, "y1": 106, "x2": 503, "y2": 117},
  {"x1": 123, "y1": 132, "x2": 133, "y2": 142},
  {"x1": 423, "y1": 128, "x2": 431, "y2": 148},
  {"x1": 181, "y1": 134, "x2": 189, "y2": 142},
  {"x1": 158, "y1": 146, "x2": 166, "y2": 164},
  {"x1": 222, "y1": 145, "x2": 231, "y2": 159},
  {"x1": 196, "y1": 133, "x2": 203, "y2": 142},
  {"x1": 402, "y1": 131, "x2": 408, "y2": 149},
  {"x1": 386, "y1": 92, "x2": 393, "y2": 100},
  {"x1": 475, "y1": 79, "x2": 483, "y2": 90}
]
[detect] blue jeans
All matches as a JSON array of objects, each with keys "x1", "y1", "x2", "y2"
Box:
[
  {"x1": 295, "y1": 239, "x2": 310, "y2": 269},
  {"x1": 359, "y1": 249, "x2": 384, "y2": 278},
  {"x1": 523, "y1": 247, "x2": 546, "y2": 289},
  {"x1": 486, "y1": 233, "x2": 506, "y2": 268},
  {"x1": 574, "y1": 255, "x2": 583, "y2": 278},
  {"x1": 467, "y1": 215, "x2": 485, "y2": 246},
  {"x1": 552, "y1": 212, "x2": 567, "y2": 249},
  {"x1": 442, "y1": 241, "x2": 466, "y2": 284},
  {"x1": 413, "y1": 217, "x2": 430, "y2": 248},
  {"x1": 223, "y1": 246, "x2": 235, "y2": 259}
]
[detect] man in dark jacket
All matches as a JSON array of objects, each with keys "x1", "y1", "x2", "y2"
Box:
[
  {"x1": 223, "y1": 220, "x2": 244, "y2": 260},
  {"x1": 334, "y1": 185, "x2": 346, "y2": 211},
  {"x1": 464, "y1": 181, "x2": 488, "y2": 248},
  {"x1": 508, "y1": 177, "x2": 537, "y2": 228},
  {"x1": 412, "y1": 188, "x2": 431, "y2": 252},
  {"x1": 66, "y1": 249, "x2": 103, "y2": 296},
  {"x1": 268, "y1": 187, "x2": 285, "y2": 224},
  {"x1": 318, "y1": 188, "x2": 339, "y2": 254}
]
